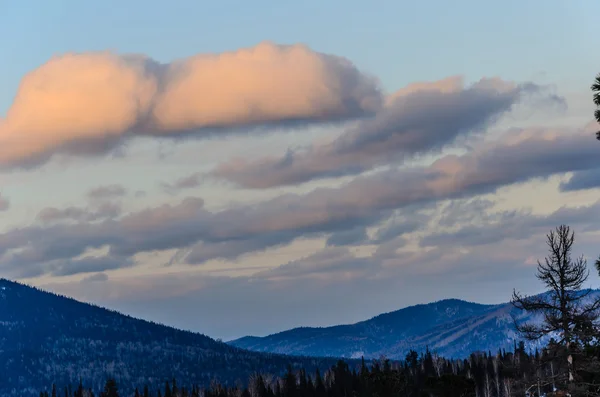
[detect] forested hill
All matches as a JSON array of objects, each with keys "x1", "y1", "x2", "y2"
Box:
[
  {"x1": 229, "y1": 291, "x2": 600, "y2": 359},
  {"x1": 0, "y1": 279, "x2": 343, "y2": 396}
]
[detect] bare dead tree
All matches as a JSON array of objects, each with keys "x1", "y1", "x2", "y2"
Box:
[
  {"x1": 432, "y1": 352, "x2": 444, "y2": 378},
  {"x1": 511, "y1": 225, "x2": 600, "y2": 391},
  {"x1": 492, "y1": 356, "x2": 501, "y2": 397}
]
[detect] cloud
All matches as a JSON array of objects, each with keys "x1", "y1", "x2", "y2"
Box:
[
  {"x1": 49, "y1": 255, "x2": 134, "y2": 277},
  {"x1": 420, "y1": 201, "x2": 600, "y2": 249},
  {"x1": 0, "y1": 194, "x2": 9, "y2": 211},
  {"x1": 182, "y1": 231, "x2": 304, "y2": 265},
  {"x1": 255, "y1": 247, "x2": 373, "y2": 280},
  {"x1": 161, "y1": 172, "x2": 203, "y2": 194},
  {"x1": 36, "y1": 202, "x2": 121, "y2": 223},
  {"x1": 81, "y1": 272, "x2": 109, "y2": 283},
  {"x1": 6, "y1": 252, "x2": 134, "y2": 279},
  {"x1": 212, "y1": 76, "x2": 566, "y2": 189},
  {"x1": 87, "y1": 184, "x2": 127, "y2": 200},
  {"x1": 0, "y1": 42, "x2": 381, "y2": 169},
  {"x1": 560, "y1": 169, "x2": 600, "y2": 192},
  {"x1": 436, "y1": 198, "x2": 498, "y2": 228},
  {"x1": 0, "y1": 125, "x2": 596, "y2": 277},
  {"x1": 371, "y1": 209, "x2": 429, "y2": 243},
  {"x1": 326, "y1": 227, "x2": 368, "y2": 246}
]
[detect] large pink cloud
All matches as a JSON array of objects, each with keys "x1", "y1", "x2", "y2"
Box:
[
  {"x1": 151, "y1": 42, "x2": 381, "y2": 131},
  {"x1": 0, "y1": 42, "x2": 381, "y2": 168},
  {"x1": 0, "y1": 53, "x2": 157, "y2": 167}
]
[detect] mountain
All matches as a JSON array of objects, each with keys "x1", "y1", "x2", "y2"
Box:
[
  {"x1": 229, "y1": 291, "x2": 600, "y2": 360},
  {"x1": 0, "y1": 279, "x2": 343, "y2": 396}
]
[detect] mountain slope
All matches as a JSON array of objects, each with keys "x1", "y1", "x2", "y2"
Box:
[
  {"x1": 0, "y1": 279, "x2": 342, "y2": 396},
  {"x1": 231, "y1": 299, "x2": 496, "y2": 359},
  {"x1": 229, "y1": 291, "x2": 600, "y2": 360}
]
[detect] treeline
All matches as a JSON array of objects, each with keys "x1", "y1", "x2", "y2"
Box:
[{"x1": 37, "y1": 340, "x2": 600, "y2": 397}]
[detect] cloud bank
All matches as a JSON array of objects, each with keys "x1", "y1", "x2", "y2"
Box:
[
  {"x1": 0, "y1": 42, "x2": 381, "y2": 168},
  {"x1": 212, "y1": 76, "x2": 566, "y2": 188},
  {"x1": 0, "y1": 124, "x2": 596, "y2": 278},
  {"x1": 38, "y1": 196, "x2": 600, "y2": 340}
]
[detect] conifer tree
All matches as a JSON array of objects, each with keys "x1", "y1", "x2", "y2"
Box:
[
  {"x1": 593, "y1": 73, "x2": 600, "y2": 140},
  {"x1": 283, "y1": 365, "x2": 297, "y2": 397},
  {"x1": 172, "y1": 379, "x2": 178, "y2": 397},
  {"x1": 164, "y1": 381, "x2": 172, "y2": 397},
  {"x1": 512, "y1": 225, "x2": 600, "y2": 392},
  {"x1": 74, "y1": 379, "x2": 84, "y2": 397},
  {"x1": 100, "y1": 379, "x2": 119, "y2": 397},
  {"x1": 313, "y1": 369, "x2": 326, "y2": 397}
]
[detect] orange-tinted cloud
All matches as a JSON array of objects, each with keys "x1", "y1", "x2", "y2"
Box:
[
  {"x1": 0, "y1": 42, "x2": 381, "y2": 168},
  {"x1": 0, "y1": 53, "x2": 157, "y2": 167}
]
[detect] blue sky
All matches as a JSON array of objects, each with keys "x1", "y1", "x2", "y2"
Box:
[
  {"x1": 0, "y1": 0, "x2": 599, "y2": 340},
  {"x1": 2, "y1": 0, "x2": 598, "y2": 106}
]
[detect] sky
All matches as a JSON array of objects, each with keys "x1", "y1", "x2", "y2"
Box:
[{"x1": 0, "y1": 0, "x2": 599, "y2": 341}]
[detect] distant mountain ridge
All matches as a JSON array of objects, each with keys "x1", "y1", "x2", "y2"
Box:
[
  {"x1": 229, "y1": 290, "x2": 600, "y2": 360},
  {"x1": 0, "y1": 279, "x2": 344, "y2": 396}
]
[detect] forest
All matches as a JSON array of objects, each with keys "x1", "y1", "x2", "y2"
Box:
[{"x1": 37, "y1": 340, "x2": 600, "y2": 397}]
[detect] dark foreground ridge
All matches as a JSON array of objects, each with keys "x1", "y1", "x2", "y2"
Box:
[{"x1": 0, "y1": 279, "x2": 344, "y2": 396}]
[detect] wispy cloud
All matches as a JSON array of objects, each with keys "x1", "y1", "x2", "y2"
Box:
[
  {"x1": 80, "y1": 272, "x2": 109, "y2": 283},
  {"x1": 160, "y1": 172, "x2": 203, "y2": 194},
  {"x1": 87, "y1": 184, "x2": 127, "y2": 200},
  {"x1": 0, "y1": 124, "x2": 596, "y2": 278},
  {"x1": 420, "y1": 201, "x2": 600, "y2": 248},
  {"x1": 36, "y1": 202, "x2": 122, "y2": 224},
  {"x1": 212, "y1": 77, "x2": 566, "y2": 189}
]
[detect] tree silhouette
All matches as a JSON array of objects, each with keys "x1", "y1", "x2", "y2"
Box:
[
  {"x1": 100, "y1": 379, "x2": 119, "y2": 397},
  {"x1": 512, "y1": 225, "x2": 600, "y2": 390},
  {"x1": 593, "y1": 73, "x2": 600, "y2": 140}
]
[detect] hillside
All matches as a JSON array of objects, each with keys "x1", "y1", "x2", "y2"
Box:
[
  {"x1": 0, "y1": 279, "x2": 342, "y2": 396},
  {"x1": 231, "y1": 299, "x2": 497, "y2": 358},
  {"x1": 229, "y1": 291, "x2": 600, "y2": 360}
]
